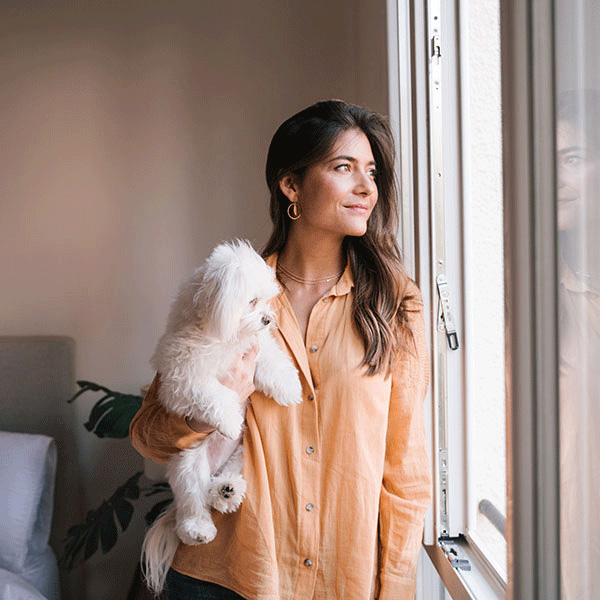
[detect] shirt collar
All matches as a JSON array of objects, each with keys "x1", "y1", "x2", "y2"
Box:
[
  {"x1": 265, "y1": 252, "x2": 354, "y2": 297},
  {"x1": 560, "y1": 259, "x2": 599, "y2": 295}
]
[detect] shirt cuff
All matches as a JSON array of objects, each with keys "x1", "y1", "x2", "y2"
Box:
[{"x1": 184, "y1": 415, "x2": 217, "y2": 434}]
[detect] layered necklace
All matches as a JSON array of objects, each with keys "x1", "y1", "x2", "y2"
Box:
[{"x1": 276, "y1": 261, "x2": 344, "y2": 285}]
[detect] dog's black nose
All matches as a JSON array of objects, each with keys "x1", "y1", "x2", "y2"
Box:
[{"x1": 261, "y1": 315, "x2": 271, "y2": 326}]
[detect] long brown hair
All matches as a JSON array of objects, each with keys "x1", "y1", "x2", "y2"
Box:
[{"x1": 262, "y1": 99, "x2": 416, "y2": 375}]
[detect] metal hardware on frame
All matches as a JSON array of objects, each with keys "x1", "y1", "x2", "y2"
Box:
[
  {"x1": 431, "y1": 34, "x2": 441, "y2": 62},
  {"x1": 436, "y1": 274, "x2": 460, "y2": 350},
  {"x1": 439, "y1": 448, "x2": 449, "y2": 531},
  {"x1": 439, "y1": 536, "x2": 472, "y2": 572}
]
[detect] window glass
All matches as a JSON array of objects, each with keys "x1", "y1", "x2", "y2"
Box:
[
  {"x1": 555, "y1": 3, "x2": 600, "y2": 599},
  {"x1": 461, "y1": 0, "x2": 506, "y2": 579}
]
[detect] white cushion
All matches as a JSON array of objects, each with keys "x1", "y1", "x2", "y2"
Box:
[
  {"x1": 0, "y1": 432, "x2": 57, "y2": 573},
  {"x1": 19, "y1": 547, "x2": 59, "y2": 600},
  {"x1": 0, "y1": 568, "x2": 47, "y2": 600}
]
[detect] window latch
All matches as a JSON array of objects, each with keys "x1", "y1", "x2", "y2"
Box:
[
  {"x1": 436, "y1": 274, "x2": 459, "y2": 350},
  {"x1": 439, "y1": 536, "x2": 472, "y2": 571}
]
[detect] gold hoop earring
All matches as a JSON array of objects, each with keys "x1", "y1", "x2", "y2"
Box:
[{"x1": 287, "y1": 201, "x2": 301, "y2": 220}]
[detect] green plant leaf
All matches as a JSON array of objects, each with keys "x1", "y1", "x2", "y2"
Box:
[
  {"x1": 84, "y1": 394, "x2": 113, "y2": 430},
  {"x1": 66, "y1": 523, "x2": 87, "y2": 538},
  {"x1": 144, "y1": 482, "x2": 171, "y2": 497},
  {"x1": 62, "y1": 525, "x2": 88, "y2": 571},
  {"x1": 60, "y1": 471, "x2": 144, "y2": 570},
  {"x1": 83, "y1": 524, "x2": 99, "y2": 560},
  {"x1": 114, "y1": 498, "x2": 134, "y2": 530},
  {"x1": 145, "y1": 499, "x2": 173, "y2": 527},
  {"x1": 87, "y1": 397, "x2": 141, "y2": 438},
  {"x1": 119, "y1": 471, "x2": 143, "y2": 499},
  {"x1": 123, "y1": 476, "x2": 142, "y2": 500},
  {"x1": 69, "y1": 380, "x2": 143, "y2": 439},
  {"x1": 68, "y1": 380, "x2": 107, "y2": 403},
  {"x1": 99, "y1": 503, "x2": 118, "y2": 554},
  {"x1": 64, "y1": 377, "x2": 173, "y2": 569}
]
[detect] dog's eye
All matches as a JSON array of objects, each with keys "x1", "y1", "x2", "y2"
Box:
[{"x1": 249, "y1": 298, "x2": 258, "y2": 307}]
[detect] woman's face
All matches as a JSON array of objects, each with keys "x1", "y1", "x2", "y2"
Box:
[
  {"x1": 281, "y1": 128, "x2": 379, "y2": 240},
  {"x1": 557, "y1": 119, "x2": 600, "y2": 231}
]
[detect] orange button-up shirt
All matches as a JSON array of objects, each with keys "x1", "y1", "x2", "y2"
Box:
[{"x1": 130, "y1": 254, "x2": 432, "y2": 600}]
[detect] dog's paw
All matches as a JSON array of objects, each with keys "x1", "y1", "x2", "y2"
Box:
[
  {"x1": 274, "y1": 387, "x2": 303, "y2": 407},
  {"x1": 216, "y1": 410, "x2": 244, "y2": 440},
  {"x1": 271, "y1": 372, "x2": 303, "y2": 407},
  {"x1": 208, "y1": 475, "x2": 247, "y2": 513},
  {"x1": 176, "y1": 516, "x2": 217, "y2": 545}
]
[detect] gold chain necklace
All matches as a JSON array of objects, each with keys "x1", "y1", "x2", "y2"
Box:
[{"x1": 276, "y1": 261, "x2": 344, "y2": 285}]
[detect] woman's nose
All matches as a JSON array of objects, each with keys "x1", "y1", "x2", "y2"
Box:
[{"x1": 355, "y1": 172, "x2": 377, "y2": 195}]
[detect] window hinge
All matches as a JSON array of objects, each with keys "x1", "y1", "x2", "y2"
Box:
[
  {"x1": 436, "y1": 274, "x2": 460, "y2": 350},
  {"x1": 439, "y1": 536, "x2": 472, "y2": 571},
  {"x1": 431, "y1": 34, "x2": 441, "y2": 63}
]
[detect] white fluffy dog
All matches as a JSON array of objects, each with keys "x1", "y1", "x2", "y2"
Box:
[{"x1": 141, "y1": 240, "x2": 302, "y2": 595}]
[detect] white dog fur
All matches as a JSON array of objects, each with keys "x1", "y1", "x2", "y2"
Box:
[{"x1": 141, "y1": 240, "x2": 302, "y2": 595}]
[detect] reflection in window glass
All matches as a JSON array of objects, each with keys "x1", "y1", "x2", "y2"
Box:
[
  {"x1": 461, "y1": 0, "x2": 506, "y2": 579},
  {"x1": 556, "y1": 3, "x2": 600, "y2": 599}
]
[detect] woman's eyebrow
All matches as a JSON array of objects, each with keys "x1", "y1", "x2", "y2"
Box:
[
  {"x1": 327, "y1": 155, "x2": 376, "y2": 166},
  {"x1": 559, "y1": 145, "x2": 586, "y2": 155}
]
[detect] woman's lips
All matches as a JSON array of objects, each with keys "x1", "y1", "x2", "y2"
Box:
[{"x1": 344, "y1": 204, "x2": 370, "y2": 213}]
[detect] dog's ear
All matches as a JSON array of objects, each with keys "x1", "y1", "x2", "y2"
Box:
[{"x1": 198, "y1": 246, "x2": 247, "y2": 341}]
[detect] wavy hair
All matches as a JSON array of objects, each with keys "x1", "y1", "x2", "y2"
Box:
[{"x1": 262, "y1": 99, "x2": 416, "y2": 375}]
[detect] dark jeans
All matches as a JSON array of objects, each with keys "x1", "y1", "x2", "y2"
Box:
[{"x1": 164, "y1": 568, "x2": 246, "y2": 600}]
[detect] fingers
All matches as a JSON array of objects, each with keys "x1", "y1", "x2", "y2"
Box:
[
  {"x1": 242, "y1": 342, "x2": 260, "y2": 362},
  {"x1": 217, "y1": 342, "x2": 258, "y2": 405}
]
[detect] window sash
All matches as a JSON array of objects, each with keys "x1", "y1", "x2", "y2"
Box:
[{"x1": 389, "y1": 0, "x2": 563, "y2": 598}]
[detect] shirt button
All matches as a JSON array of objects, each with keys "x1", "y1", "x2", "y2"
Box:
[
  {"x1": 309, "y1": 345, "x2": 318, "y2": 353},
  {"x1": 306, "y1": 503, "x2": 314, "y2": 511},
  {"x1": 304, "y1": 558, "x2": 313, "y2": 567},
  {"x1": 305, "y1": 445, "x2": 315, "y2": 455},
  {"x1": 308, "y1": 394, "x2": 314, "y2": 401}
]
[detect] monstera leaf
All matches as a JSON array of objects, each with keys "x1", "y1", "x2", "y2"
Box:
[
  {"x1": 60, "y1": 472, "x2": 174, "y2": 571},
  {"x1": 68, "y1": 380, "x2": 143, "y2": 438},
  {"x1": 63, "y1": 379, "x2": 173, "y2": 570},
  {"x1": 60, "y1": 472, "x2": 143, "y2": 571}
]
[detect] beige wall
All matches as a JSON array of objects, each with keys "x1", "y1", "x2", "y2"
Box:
[{"x1": 0, "y1": 1, "x2": 388, "y2": 599}]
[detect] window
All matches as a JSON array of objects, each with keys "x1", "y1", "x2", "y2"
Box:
[
  {"x1": 390, "y1": 1, "x2": 508, "y2": 595},
  {"x1": 388, "y1": 0, "x2": 598, "y2": 598},
  {"x1": 555, "y1": 3, "x2": 600, "y2": 599},
  {"x1": 459, "y1": 0, "x2": 506, "y2": 581}
]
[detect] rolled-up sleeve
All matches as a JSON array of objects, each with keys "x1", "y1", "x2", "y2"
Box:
[
  {"x1": 129, "y1": 372, "x2": 212, "y2": 465},
  {"x1": 377, "y1": 285, "x2": 432, "y2": 600}
]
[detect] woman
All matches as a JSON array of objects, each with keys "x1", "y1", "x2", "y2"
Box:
[
  {"x1": 130, "y1": 100, "x2": 432, "y2": 600},
  {"x1": 556, "y1": 90, "x2": 600, "y2": 600}
]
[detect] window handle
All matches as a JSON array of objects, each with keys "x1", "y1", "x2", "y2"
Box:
[{"x1": 436, "y1": 274, "x2": 459, "y2": 350}]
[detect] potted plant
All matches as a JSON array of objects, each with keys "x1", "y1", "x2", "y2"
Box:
[{"x1": 60, "y1": 381, "x2": 172, "y2": 574}]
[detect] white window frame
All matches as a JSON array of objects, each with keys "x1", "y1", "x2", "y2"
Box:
[{"x1": 387, "y1": 0, "x2": 562, "y2": 598}]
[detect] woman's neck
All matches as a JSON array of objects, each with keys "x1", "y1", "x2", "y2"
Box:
[
  {"x1": 278, "y1": 229, "x2": 345, "y2": 281},
  {"x1": 560, "y1": 229, "x2": 600, "y2": 291}
]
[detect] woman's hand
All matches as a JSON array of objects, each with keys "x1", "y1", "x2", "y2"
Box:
[
  {"x1": 185, "y1": 342, "x2": 259, "y2": 433},
  {"x1": 218, "y1": 341, "x2": 259, "y2": 404}
]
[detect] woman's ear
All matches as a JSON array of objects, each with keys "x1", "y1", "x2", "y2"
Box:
[{"x1": 279, "y1": 174, "x2": 298, "y2": 202}]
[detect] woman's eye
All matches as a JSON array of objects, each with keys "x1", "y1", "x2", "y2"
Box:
[
  {"x1": 335, "y1": 163, "x2": 351, "y2": 172},
  {"x1": 369, "y1": 168, "x2": 378, "y2": 178},
  {"x1": 564, "y1": 154, "x2": 584, "y2": 166}
]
